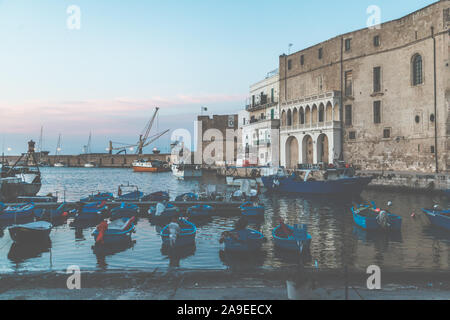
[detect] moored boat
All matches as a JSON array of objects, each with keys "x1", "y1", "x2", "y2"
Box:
[
  {"x1": 146, "y1": 191, "x2": 170, "y2": 202},
  {"x1": 272, "y1": 223, "x2": 311, "y2": 253},
  {"x1": 171, "y1": 163, "x2": 202, "y2": 179},
  {"x1": 92, "y1": 217, "x2": 136, "y2": 245},
  {"x1": 35, "y1": 202, "x2": 73, "y2": 222},
  {"x1": 160, "y1": 218, "x2": 196, "y2": 248},
  {"x1": 175, "y1": 192, "x2": 198, "y2": 202},
  {"x1": 186, "y1": 205, "x2": 214, "y2": 219},
  {"x1": 8, "y1": 221, "x2": 52, "y2": 243},
  {"x1": 261, "y1": 167, "x2": 373, "y2": 195},
  {"x1": 132, "y1": 159, "x2": 170, "y2": 172},
  {"x1": 240, "y1": 202, "x2": 265, "y2": 218},
  {"x1": 116, "y1": 184, "x2": 144, "y2": 202},
  {"x1": 81, "y1": 192, "x2": 114, "y2": 203},
  {"x1": 0, "y1": 202, "x2": 39, "y2": 224},
  {"x1": 148, "y1": 203, "x2": 180, "y2": 224},
  {"x1": 221, "y1": 228, "x2": 265, "y2": 252},
  {"x1": 111, "y1": 203, "x2": 139, "y2": 220},
  {"x1": 351, "y1": 203, "x2": 402, "y2": 231},
  {"x1": 421, "y1": 207, "x2": 450, "y2": 231},
  {"x1": 72, "y1": 201, "x2": 109, "y2": 224}
]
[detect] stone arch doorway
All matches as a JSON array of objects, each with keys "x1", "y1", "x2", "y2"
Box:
[
  {"x1": 302, "y1": 135, "x2": 313, "y2": 164},
  {"x1": 285, "y1": 136, "x2": 299, "y2": 169},
  {"x1": 317, "y1": 133, "x2": 329, "y2": 164}
]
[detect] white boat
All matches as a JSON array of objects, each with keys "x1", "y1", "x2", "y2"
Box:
[
  {"x1": 54, "y1": 162, "x2": 65, "y2": 167},
  {"x1": 84, "y1": 162, "x2": 96, "y2": 168},
  {"x1": 171, "y1": 163, "x2": 202, "y2": 179},
  {"x1": 226, "y1": 176, "x2": 263, "y2": 187}
]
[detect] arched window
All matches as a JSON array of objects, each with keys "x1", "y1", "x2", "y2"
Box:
[
  {"x1": 287, "y1": 109, "x2": 292, "y2": 126},
  {"x1": 412, "y1": 54, "x2": 423, "y2": 86}
]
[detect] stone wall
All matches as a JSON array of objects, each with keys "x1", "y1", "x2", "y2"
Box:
[{"x1": 279, "y1": 0, "x2": 450, "y2": 173}]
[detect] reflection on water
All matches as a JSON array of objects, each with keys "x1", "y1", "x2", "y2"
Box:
[
  {"x1": 0, "y1": 167, "x2": 447, "y2": 274},
  {"x1": 8, "y1": 239, "x2": 52, "y2": 265}
]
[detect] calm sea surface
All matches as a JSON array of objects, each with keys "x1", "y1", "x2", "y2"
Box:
[{"x1": 0, "y1": 167, "x2": 448, "y2": 274}]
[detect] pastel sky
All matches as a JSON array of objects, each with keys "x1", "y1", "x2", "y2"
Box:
[{"x1": 0, "y1": 0, "x2": 437, "y2": 154}]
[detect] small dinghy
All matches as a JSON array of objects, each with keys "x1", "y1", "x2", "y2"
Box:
[
  {"x1": 240, "y1": 202, "x2": 265, "y2": 218},
  {"x1": 422, "y1": 206, "x2": 450, "y2": 231},
  {"x1": 148, "y1": 203, "x2": 180, "y2": 224},
  {"x1": 9, "y1": 221, "x2": 52, "y2": 243},
  {"x1": 92, "y1": 217, "x2": 136, "y2": 245},
  {"x1": 0, "y1": 203, "x2": 38, "y2": 223},
  {"x1": 273, "y1": 222, "x2": 312, "y2": 253},
  {"x1": 117, "y1": 190, "x2": 144, "y2": 202},
  {"x1": 80, "y1": 192, "x2": 113, "y2": 203},
  {"x1": 220, "y1": 228, "x2": 265, "y2": 252},
  {"x1": 186, "y1": 205, "x2": 214, "y2": 219},
  {"x1": 73, "y1": 201, "x2": 109, "y2": 224},
  {"x1": 351, "y1": 202, "x2": 402, "y2": 231},
  {"x1": 145, "y1": 191, "x2": 170, "y2": 202},
  {"x1": 111, "y1": 203, "x2": 139, "y2": 220},
  {"x1": 160, "y1": 218, "x2": 196, "y2": 248},
  {"x1": 175, "y1": 192, "x2": 198, "y2": 202}
]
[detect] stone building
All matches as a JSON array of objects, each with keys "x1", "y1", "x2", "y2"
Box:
[
  {"x1": 279, "y1": 0, "x2": 450, "y2": 173},
  {"x1": 238, "y1": 70, "x2": 280, "y2": 167},
  {"x1": 195, "y1": 114, "x2": 239, "y2": 166}
]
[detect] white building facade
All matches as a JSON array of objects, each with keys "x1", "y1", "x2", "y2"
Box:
[{"x1": 238, "y1": 70, "x2": 280, "y2": 167}]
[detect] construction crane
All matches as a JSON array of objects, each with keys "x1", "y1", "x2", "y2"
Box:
[{"x1": 108, "y1": 107, "x2": 170, "y2": 155}]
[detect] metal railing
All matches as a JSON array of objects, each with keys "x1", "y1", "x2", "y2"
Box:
[{"x1": 281, "y1": 121, "x2": 341, "y2": 132}]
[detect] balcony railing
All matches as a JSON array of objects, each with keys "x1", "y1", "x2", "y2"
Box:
[
  {"x1": 246, "y1": 96, "x2": 278, "y2": 112},
  {"x1": 280, "y1": 121, "x2": 341, "y2": 132}
]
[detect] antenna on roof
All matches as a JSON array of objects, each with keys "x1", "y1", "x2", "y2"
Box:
[{"x1": 288, "y1": 43, "x2": 293, "y2": 54}]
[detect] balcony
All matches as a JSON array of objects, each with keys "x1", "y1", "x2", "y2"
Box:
[
  {"x1": 246, "y1": 94, "x2": 278, "y2": 112},
  {"x1": 243, "y1": 118, "x2": 280, "y2": 129},
  {"x1": 280, "y1": 121, "x2": 341, "y2": 133}
]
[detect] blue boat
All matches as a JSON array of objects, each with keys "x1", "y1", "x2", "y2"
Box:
[
  {"x1": 175, "y1": 192, "x2": 198, "y2": 202},
  {"x1": 111, "y1": 203, "x2": 139, "y2": 220},
  {"x1": 0, "y1": 203, "x2": 39, "y2": 223},
  {"x1": 240, "y1": 202, "x2": 265, "y2": 218},
  {"x1": 351, "y1": 203, "x2": 402, "y2": 231},
  {"x1": 80, "y1": 192, "x2": 113, "y2": 203},
  {"x1": 145, "y1": 191, "x2": 170, "y2": 202},
  {"x1": 421, "y1": 207, "x2": 450, "y2": 231},
  {"x1": 160, "y1": 218, "x2": 196, "y2": 248},
  {"x1": 221, "y1": 229, "x2": 265, "y2": 252},
  {"x1": 148, "y1": 203, "x2": 180, "y2": 223},
  {"x1": 92, "y1": 217, "x2": 136, "y2": 245},
  {"x1": 35, "y1": 202, "x2": 73, "y2": 221},
  {"x1": 117, "y1": 190, "x2": 144, "y2": 202},
  {"x1": 261, "y1": 168, "x2": 373, "y2": 195},
  {"x1": 186, "y1": 205, "x2": 214, "y2": 219},
  {"x1": 272, "y1": 223, "x2": 311, "y2": 253},
  {"x1": 73, "y1": 201, "x2": 109, "y2": 223}
]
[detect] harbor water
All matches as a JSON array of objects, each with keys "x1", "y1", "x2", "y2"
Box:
[{"x1": 0, "y1": 167, "x2": 448, "y2": 274}]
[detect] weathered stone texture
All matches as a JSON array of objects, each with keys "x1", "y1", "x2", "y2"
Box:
[{"x1": 280, "y1": 0, "x2": 450, "y2": 173}]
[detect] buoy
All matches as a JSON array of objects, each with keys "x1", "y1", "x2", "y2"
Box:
[{"x1": 411, "y1": 212, "x2": 416, "y2": 218}]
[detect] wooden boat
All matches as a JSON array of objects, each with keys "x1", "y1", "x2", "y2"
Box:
[
  {"x1": 81, "y1": 192, "x2": 113, "y2": 203},
  {"x1": 175, "y1": 192, "x2": 198, "y2": 202},
  {"x1": 9, "y1": 221, "x2": 52, "y2": 243},
  {"x1": 221, "y1": 229, "x2": 265, "y2": 252},
  {"x1": 160, "y1": 218, "x2": 196, "y2": 248},
  {"x1": 148, "y1": 203, "x2": 180, "y2": 224},
  {"x1": 261, "y1": 167, "x2": 373, "y2": 195},
  {"x1": 0, "y1": 203, "x2": 39, "y2": 223},
  {"x1": 92, "y1": 217, "x2": 136, "y2": 245},
  {"x1": 186, "y1": 205, "x2": 214, "y2": 219},
  {"x1": 111, "y1": 203, "x2": 139, "y2": 220},
  {"x1": 145, "y1": 191, "x2": 170, "y2": 202},
  {"x1": 132, "y1": 159, "x2": 170, "y2": 172},
  {"x1": 351, "y1": 203, "x2": 402, "y2": 231},
  {"x1": 35, "y1": 202, "x2": 73, "y2": 221},
  {"x1": 240, "y1": 202, "x2": 265, "y2": 218},
  {"x1": 421, "y1": 207, "x2": 450, "y2": 231},
  {"x1": 73, "y1": 201, "x2": 108, "y2": 223},
  {"x1": 272, "y1": 223, "x2": 312, "y2": 253}
]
